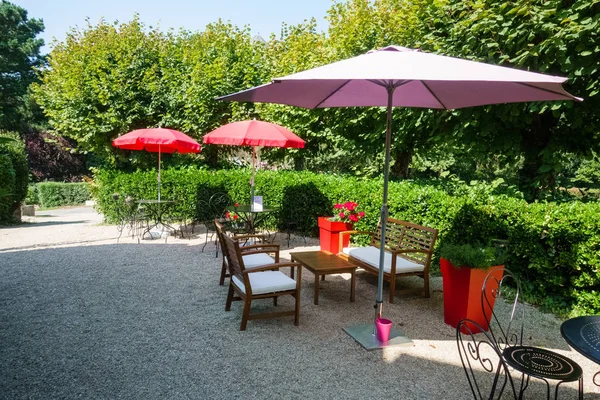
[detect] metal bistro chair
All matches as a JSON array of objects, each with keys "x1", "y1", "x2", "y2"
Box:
[
  {"x1": 481, "y1": 268, "x2": 583, "y2": 400},
  {"x1": 200, "y1": 192, "x2": 232, "y2": 256},
  {"x1": 457, "y1": 318, "x2": 518, "y2": 399}
]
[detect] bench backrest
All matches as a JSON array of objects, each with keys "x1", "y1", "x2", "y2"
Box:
[{"x1": 369, "y1": 217, "x2": 438, "y2": 265}]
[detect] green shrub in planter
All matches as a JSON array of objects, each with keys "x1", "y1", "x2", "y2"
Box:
[{"x1": 439, "y1": 242, "x2": 506, "y2": 269}]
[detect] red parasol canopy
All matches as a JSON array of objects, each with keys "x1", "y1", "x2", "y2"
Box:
[
  {"x1": 203, "y1": 120, "x2": 304, "y2": 205},
  {"x1": 112, "y1": 128, "x2": 201, "y2": 201},
  {"x1": 112, "y1": 128, "x2": 201, "y2": 153},
  {"x1": 202, "y1": 120, "x2": 304, "y2": 148}
]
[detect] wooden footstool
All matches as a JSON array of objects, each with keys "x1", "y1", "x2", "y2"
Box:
[{"x1": 290, "y1": 250, "x2": 357, "y2": 305}]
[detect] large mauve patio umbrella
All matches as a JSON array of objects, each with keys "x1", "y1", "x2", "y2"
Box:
[
  {"x1": 203, "y1": 120, "x2": 305, "y2": 205},
  {"x1": 112, "y1": 128, "x2": 201, "y2": 201},
  {"x1": 217, "y1": 45, "x2": 581, "y2": 348}
]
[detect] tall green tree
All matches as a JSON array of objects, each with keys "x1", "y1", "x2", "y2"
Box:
[
  {"x1": 0, "y1": 0, "x2": 45, "y2": 132},
  {"x1": 32, "y1": 17, "x2": 267, "y2": 168},
  {"x1": 419, "y1": 0, "x2": 600, "y2": 199}
]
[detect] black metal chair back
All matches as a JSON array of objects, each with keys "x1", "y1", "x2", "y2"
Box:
[
  {"x1": 479, "y1": 268, "x2": 583, "y2": 400},
  {"x1": 482, "y1": 268, "x2": 525, "y2": 350},
  {"x1": 456, "y1": 319, "x2": 517, "y2": 399}
]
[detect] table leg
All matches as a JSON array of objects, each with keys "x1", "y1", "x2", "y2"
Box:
[
  {"x1": 314, "y1": 273, "x2": 320, "y2": 305},
  {"x1": 350, "y1": 269, "x2": 356, "y2": 302}
]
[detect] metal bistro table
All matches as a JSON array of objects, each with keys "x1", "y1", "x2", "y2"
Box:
[
  {"x1": 227, "y1": 205, "x2": 276, "y2": 235},
  {"x1": 561, "y1": 315, "x2": 600, "y2": 386},
  {"x1": 137, "y1": 199, "x2": 176, "y2": 240}
]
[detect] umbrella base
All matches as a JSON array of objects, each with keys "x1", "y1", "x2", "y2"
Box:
[{"x1": 343, "y1": 323, "x2": 413, "y2": 350}]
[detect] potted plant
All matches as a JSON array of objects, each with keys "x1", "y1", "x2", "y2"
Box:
[
  {"x1": 318, "y1": 202, "x2": 365, "y2": 254},
  {"x1": 439, "y1": 242, "x2": 506, "y2": 333}
]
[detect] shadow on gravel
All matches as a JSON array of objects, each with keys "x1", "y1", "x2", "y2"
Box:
[{"x1": 5, "y1": 220, "x2": 90, "y2": 228}]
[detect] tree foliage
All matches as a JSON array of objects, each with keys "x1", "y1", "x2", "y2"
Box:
[
  {"x1": 30, "y1": 1, "x2": 600, "y2": 200},
  {"x1": 0, "y1": 0, "x2": 45, "y2": 132},
  {"x1": 418, "y1": 0, "x2": 600, "y2": 199}
]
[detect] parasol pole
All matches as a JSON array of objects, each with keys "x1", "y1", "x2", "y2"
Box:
[
  {"x1": 158, "y1": 144, "x2": 161, "y2": 202},
  {"x1": 374, "y1": 84, "x2": 395, "y2": 331},
  {"x1": 250, "y1": 146, "x2": 256, "y2": 209}
]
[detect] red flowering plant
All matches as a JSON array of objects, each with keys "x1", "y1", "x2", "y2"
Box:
[
  {"x1": 224, "y1": 210, "x2": 243, "y2": 231},
  {"x1": 329, "y1": 201, "x2": 365, "y2": 224}
]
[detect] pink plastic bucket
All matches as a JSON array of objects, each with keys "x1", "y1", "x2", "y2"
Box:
[{"x1": 375, "y1": 318, "x2": 393, "y2": 342}]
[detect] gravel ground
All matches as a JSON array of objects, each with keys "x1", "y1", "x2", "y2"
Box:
[{"x1": 1, "y1": 207, "x2": 599, "y2": 399}]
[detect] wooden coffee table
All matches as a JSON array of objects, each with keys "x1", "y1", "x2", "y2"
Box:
[{"x1": 290, "y1": 250, "x2": 357, "y2": 305}]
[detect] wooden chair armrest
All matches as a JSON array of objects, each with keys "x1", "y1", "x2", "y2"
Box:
[
  {"x1": 233, "y1": 233, "x2": 266, "y2": 240},
  {"x1": 243, "y1": 262, "x2": 302, "y2": 274},
  {"x1": 240, "y1": 244, "x2": 280, "y2": 252}
]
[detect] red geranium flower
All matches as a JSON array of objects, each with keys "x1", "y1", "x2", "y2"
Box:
[{"x1": 329, "y1": 201, "x2": 366, "y2": 224}]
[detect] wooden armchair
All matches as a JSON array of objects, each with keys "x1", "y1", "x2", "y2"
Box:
[
  {"x1": 338, "y1": 218, "x2": 438, "y2": 303},
  {"x1": 220, "y1": 232, "x2": 302, "y2": 331},
  {"x1": 214, "y1": 219, "x2": 278, "y2": 285}
]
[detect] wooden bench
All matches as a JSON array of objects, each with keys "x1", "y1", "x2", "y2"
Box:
[{"x1": 337, "y1": 218, "x2": 438, "y2": 303}]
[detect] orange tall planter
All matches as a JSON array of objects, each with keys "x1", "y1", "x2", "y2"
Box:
[
  {"x1": 440, "y1": 258, "x2": 504, "y2": 334},
  {"x1": 318, "y1": 217, "x2": 353, "y2": 254}
]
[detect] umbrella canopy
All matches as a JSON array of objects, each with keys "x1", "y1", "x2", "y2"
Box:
[
  {"x1": 203, "y1": 120, "x2": 305, "y2": 205},
  {"x1": 219, "y1": 46, "x2": 580, "y2": 108},
  {"x1": 203, "y1": 120, "x2": 305, "y2": 148},
  {"x1": 217, "y1": 45, "x2": 580, "y2": 325},
  {"x1": 112, "y1": 128, "x2": 201, "y2": 201},
  {"x1": 112, "y1": 128, "x2": 201, "y2": 154}
]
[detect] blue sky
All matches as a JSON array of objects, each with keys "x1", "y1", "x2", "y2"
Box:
[{"x1": 14, "y1": 0, "x2": 333, "y2": 53}]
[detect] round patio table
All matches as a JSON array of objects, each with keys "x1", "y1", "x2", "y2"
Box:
[
  {"x1": 561, "y1": 315, "x2": 600, "y2": 386},
  {"x1": 227, "y1": 205, "x2": 276, "y2": 235}
]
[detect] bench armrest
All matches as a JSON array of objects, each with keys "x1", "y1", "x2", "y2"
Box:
[
  {"x1": 390, "y1": 248, "x2": 430, "y2": 256},
  {"x1": 339, "y1": 230, "x2": 373, "y2": 251}
]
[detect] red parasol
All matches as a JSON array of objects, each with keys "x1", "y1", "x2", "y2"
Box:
[
  {"x1": 112, "y1": 128, "x2": 201, "y2": 200},
  {"x1": 203, "y1": 120, "x2": 305, "y2": 203}
]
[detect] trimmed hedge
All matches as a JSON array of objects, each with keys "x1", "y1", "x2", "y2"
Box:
[
  {"x1": 37, "y1": 182, "x2": 91, "y2": 208},
  {"x1": 93, "y1": 166, "x2": 600, "y2": 316},
  {"x1": 0, "y1": 133, "x2": 29, "y2": 224}
]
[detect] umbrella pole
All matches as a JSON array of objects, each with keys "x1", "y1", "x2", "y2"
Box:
[
  {"x1": 158, "y1": 144, "x2": 161, "y2": 202},
  {"x1": 375, "y1": 86, "x2": 394, "y2": 326},
  {"x1": 250, "y1": 146, "x2": 256, "y2": 210}
]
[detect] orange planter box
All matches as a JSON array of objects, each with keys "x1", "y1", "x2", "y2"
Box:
[
  {"x1": 440, "y1": 258, "x2": 504, "y2": 334},
  {"x1": 318, "y1": 217, "x2": 353, "y2": 255}
]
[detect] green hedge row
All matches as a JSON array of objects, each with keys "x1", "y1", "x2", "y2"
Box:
[
  {"x1": 93, "y1": 167, "x2": 600, "y2": 316},
  {"x1": 37, "y1": 182, "x2": 90, "y2": 208}
]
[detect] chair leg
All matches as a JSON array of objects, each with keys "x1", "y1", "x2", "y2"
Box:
[
  {"x1": 201, "y1": 228, "x2": 210, "y2": 252},
  {"x1": 240, "y1": 298, "x2": 251, "y2": 331},
  {"x1": 219, "y1": 259, "x2": 228, "y2": 286},
  {"x1": 389, "y1": 277, "x2": 396, "y2": 304},
  {"x1": 423, "y1": 273, "x2": 430, "y2": 298},
  {"x1": 225, "y1": 284, "x2": 234, "y2": 311}
]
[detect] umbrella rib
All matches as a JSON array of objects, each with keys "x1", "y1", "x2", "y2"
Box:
[
  {"x1": 421, "y1": 81, "x2": 449, "y2": 110},
  {"x1": 313, "y1": 80, "x2": 352, "y2": 108},
  {"x1": 517, "y1": 82, "x2": 579, "y2": 100}
]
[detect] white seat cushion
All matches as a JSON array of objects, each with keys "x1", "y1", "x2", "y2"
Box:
[
  {"x1": 342, "y1": 246, "x2": 423, "y2": 274},
  {"x1": 232, "y1": 271, "x2": 297, "y2": 295},
  {"x1": 241, "y1": 253, "x2": 276, "y2": 270}
]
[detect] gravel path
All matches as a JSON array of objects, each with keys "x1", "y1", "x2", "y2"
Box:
[{"x1": 1, "y1": 207, "x2": 599, "y2": 399}]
